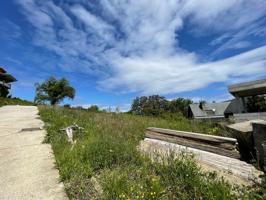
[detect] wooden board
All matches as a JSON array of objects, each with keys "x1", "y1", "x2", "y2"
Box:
[
  {"x1": 146, "y1": 127, "x2": 239, "y2": 159},
  {"x1": 147, "y1": 127, "x2": 237, "y2": 144},
  {"x1": 146, "y1": 131, "x2": 239, "y2": 158}
]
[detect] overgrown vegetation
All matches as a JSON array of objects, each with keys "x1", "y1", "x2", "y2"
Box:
[
  {"x1": 39, "y1": 106, "x2": 265, "y2": 199},
  {"x1": 0, "y1": 97, "x2": 34, "y2": 107},
  {"x1": 247, "y1": 95, "x2": 266, "y2": 112},
  {"x1": 131, "y1": 95, "x2": 193, "y2": 117}
]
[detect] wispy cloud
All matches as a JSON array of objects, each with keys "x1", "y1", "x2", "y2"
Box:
[
  {"x1": 16, "y1": 0, "x2": 266, "y2": 96},
  {"x1": 5, "y1": 57, "x2": 22, "y2": 65},
  {"x1": 71, "y1": 5, "x2": 114, "y2": 36},
  {"x1": 210, "y1": 18, "x2": 266, "y2": 55},
  {"x1": 99, "y1": 46, "x2": 266, "y2": 94},
  {"x1": 0, "y1": 19, "x2": 22, "y2": 40}
]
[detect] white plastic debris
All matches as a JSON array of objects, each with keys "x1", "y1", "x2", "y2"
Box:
[{"x1": 60, "y1": 123, "x2": 84, "y2": 144}]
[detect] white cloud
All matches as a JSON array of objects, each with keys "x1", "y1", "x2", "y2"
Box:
[
  {"x1": 210, "y1": 19, "x2": 266, "y2": 55},
  {"x1": 71, "y1": 5, "x2": 114, "y2": 34},
  {"x1": 0, "y1": 20, "x2": 22, "y2": 40},
  {"x1": 99, "y1": 46, "x2": 266, "y2": 94},
  {"x1": 182, "y1": 0, "x2": 266, "y2": 33},
  {"x1": 16, "y1": 0, "x2": 53, "y2": 30},
  {"x1": 16, "y1": 0, "x2": 266, "y2": 95}
]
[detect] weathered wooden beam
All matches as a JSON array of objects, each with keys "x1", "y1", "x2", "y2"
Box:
[
  {"x1": 146, "y1": 131, "x2": 240, "y2": 159},
  {"x1": 147, "y1": 127, "x2": 237, "y2": 144},
  {"x1": 145, "y1": 127, "x2": 239, "y2": 159}
]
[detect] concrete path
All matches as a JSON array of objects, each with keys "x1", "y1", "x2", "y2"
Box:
[{"x1": 0, "y1": 106, "x2": 68, "y2": 200}]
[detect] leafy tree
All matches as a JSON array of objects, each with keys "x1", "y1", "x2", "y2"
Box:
[
  {"x1": 246, "y1": 95, "x2": 266, "y2": 112},
  {"x1": 144, "y1": 95, "x2": 169, "y2": 116},
  {"x1": 34, "y1": 77, "x2": 75, "y2": 105},
  {"x1": 131, "y1": 96, "x2": 148, "y2": 115},
  {"x1": 63, "y1": 104, "x2": 71, "y2": 109},
  {"x1": 88, "y1": 105, "x2": 99, "y2": 112},
  {"x1": 131, "y1": 95, "x2": 193, "y2": 117},
  {"x1": 131, "y1": 95, "x2": 168, "y2": 116},
  {"x1": 75, "y1": 106, "x2": 84, "y2": 110},
  {"x1": 168, "y1": 98, "x2": 193, "y2": 116}
]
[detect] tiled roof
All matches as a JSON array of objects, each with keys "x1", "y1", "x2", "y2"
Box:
[{"x1": 189, "y1": 101, "x2": 231, "y2": 118}]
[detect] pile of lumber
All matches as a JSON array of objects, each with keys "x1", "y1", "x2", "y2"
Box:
[{"x1": 145, "y1": 127, "x2": 240, "y2": 159}]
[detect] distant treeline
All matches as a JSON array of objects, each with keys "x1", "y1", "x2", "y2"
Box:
[
  {"x1": 63, "y1": 95, "x2": 193, "y2": 117},
  {"x1": 64, "y1": 104, "x2": 104, "y2": 112},
  {"x1": 130, "y1": 95, "x2": 193, "y2": 117}
]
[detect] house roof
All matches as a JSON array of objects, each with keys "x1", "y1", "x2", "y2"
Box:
[
  {"x1": 189, "y1": 101, "x2": 231, "y2": 118},
  {"x1": 0, "y1": 67, "x2": 6, "y2": 73},
  {"x1": 0, "y1": 67, "x2": 17, "y2": 83},
  {"x1": 0, "y1": 73, "x2": 17, "y2": 83}
]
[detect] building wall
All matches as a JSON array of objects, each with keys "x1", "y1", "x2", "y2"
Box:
[
  {"x1": 233, "y1": 112, "x2": 266, "y2": 123},
  {"x1": 224, "y1": 98, "x2": 245, "y2": 115}
]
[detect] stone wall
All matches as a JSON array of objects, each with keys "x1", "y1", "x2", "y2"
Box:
[
  {"x1": 233, "y1": 112, "x2": 266, "y2": 123},
  {"x1": 252, "y1": 122, "x2": 266, "y2": 171}
]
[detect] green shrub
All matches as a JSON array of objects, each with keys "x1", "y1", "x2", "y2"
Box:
[
  {"x1": 0, "y1": 97, "x2": 34, "y2": 107},
  {"x1": 100, "y1": 165, "x2": 165, "y2": 200}
]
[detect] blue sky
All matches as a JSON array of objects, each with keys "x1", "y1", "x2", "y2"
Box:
[{"x1": 1, "y1": 0, "x2": 266, "y2": 111}]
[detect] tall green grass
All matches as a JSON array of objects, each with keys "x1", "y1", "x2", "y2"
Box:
[
  {"x1": 0, "y1": 97, "x2": 34, "y2": 107},
  {"x1": 39, "y1": 106, "x2": 265, "y2": 200}
]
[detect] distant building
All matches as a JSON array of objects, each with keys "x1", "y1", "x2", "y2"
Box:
[
  {"x1": 0, "y1": 67, "x2": 17, "y2": 97},
  {"x1": 189, "y1": 79, "x2": 266, "y2": 121},
  {"x1": 228, "y1": 79, "x2": 266, "y2": 122},
  {"x1": 228, "y1": 79, "x2": 266, "y2": 113},
  {"x1": 188, "y1": 99, "x2": 244, "y2": 120}
]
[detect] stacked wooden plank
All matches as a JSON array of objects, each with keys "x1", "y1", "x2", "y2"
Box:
[{"x1": 145, "y1": 127, "x2": 240, "y2": 159}]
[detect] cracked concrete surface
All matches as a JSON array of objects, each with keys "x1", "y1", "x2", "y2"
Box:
[{"x1": 0, "y1": 106, "x2": 68, "y2": 200}]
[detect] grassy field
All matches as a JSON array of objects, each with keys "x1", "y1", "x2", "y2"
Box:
[
  {"x1": 0, "y1": 97, "x2": 34, "y2": 107},
  {"x1": 39, "y1": 106, "x2": 265, "y2": 200}
]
